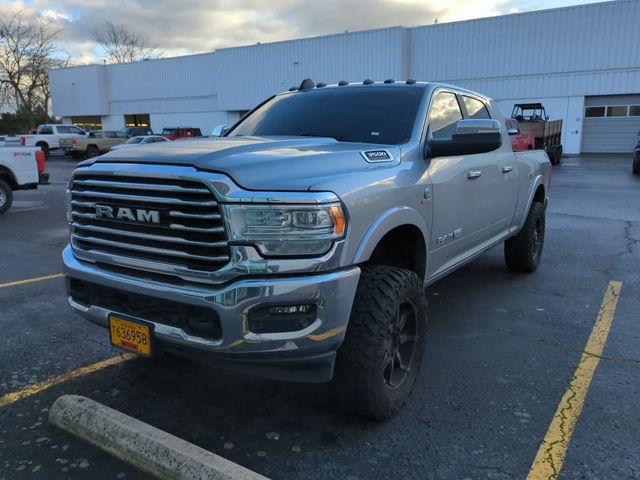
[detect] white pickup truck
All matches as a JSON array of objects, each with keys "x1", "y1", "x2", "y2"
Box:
[
  {"x1": 20, "y1": 124, "x2": 86, "y2": 158},
  {"x1": 0, "y1": 147, "x2": 47, "y2": 214}
]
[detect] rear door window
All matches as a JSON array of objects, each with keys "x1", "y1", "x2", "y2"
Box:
[{"x1": 462, "y1": 96, "x2": 491, "y2": 119}]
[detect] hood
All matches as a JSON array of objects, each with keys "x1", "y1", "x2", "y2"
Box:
[{"x1": 91, "y1": 136, "x2": 401, "y2": 191}]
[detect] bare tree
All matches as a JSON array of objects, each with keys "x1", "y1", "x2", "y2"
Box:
[
  {"x1": 0, "y1": 10, "x2": 61, "y2": 128},
  {"x1": 94, "y1": 21, "x2": 160, "y2": 64}
]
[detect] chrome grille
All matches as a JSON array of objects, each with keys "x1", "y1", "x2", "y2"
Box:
[{"x1": 70, "y1": 173, "x2": 230, "y2": 277}]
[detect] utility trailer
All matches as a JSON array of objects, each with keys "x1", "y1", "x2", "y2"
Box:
[{"x1": 512, "y1": 103, "x2": 563, "y2": 164}]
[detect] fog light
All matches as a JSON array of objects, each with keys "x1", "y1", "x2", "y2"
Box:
[
  {"x1": 268, "y1": 304, "x2": 313, "y2": 315},
  {"x1": 248, "y1": 304, "x2": 317, "y2": 334}
]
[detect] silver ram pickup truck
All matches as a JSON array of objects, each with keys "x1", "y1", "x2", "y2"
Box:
[{"x1": 63, "y1": 80, "x2": 551, "y2": 419}]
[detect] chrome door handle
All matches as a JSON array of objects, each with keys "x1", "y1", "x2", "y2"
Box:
[
  {"x1": 467, "y1": 170, "x2": 482, "y2": 179},
  {"x1": 502, "y1": 165, "x2": 514, "y2": 173}
]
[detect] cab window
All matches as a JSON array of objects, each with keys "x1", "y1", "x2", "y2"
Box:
[
  {"x1": 427, "y1": 92, "x2": 463, "y2": 140},
  {"x1": 462, "y1": 96, "x2": 491, "y2": 119},
  {"x1": 37, "y1": 125, "x2": 54, "y2": 135}
]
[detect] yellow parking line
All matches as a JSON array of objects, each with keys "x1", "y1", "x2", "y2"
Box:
[
  {"x1": 526, "y1": 280, "x2": 622, "y2": 480},
  {"x1": 0, "y1": 273, "x2": 63, "y2": 289},
  {"x1": 0, "y1": 354, "x2": 136, "y2": 408}
]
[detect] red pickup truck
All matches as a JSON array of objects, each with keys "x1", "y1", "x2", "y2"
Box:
[
  {"x1": 161, "y1": 127, "x2": 202, "y2": 140},
  {"x1": 506, "y1": 118, "x2": 535, "y2": 151}
]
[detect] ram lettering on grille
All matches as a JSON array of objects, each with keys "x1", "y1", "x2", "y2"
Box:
[{"x1": 95, "y1": 205, "x2": 161, "y2": 224}]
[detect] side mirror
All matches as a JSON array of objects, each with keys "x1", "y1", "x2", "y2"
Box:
[
  {"x1": 426, "y1": 119, "x2": 502, "y2": 158},
  {"x1": 211, "y1": 124, "x2": 230, "y2": 137}
]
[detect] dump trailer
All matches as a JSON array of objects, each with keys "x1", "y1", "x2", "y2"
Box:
[{"x1": 512, "y1": 103, "x2": 563, "y2": 164}]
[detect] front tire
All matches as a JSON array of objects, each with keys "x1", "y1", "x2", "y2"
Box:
[
  {"x1": 330, "y1": 265, "x2": 427, "y2": 420},
  {"x1": 0, "y1": 179, "x2": 14, "y2": 214},
  {"x1": 504, "y1": 202, "x2": 545, "y2": 272},
  {"x1": 633, "y1": 156, "x2": 640, "y2": 175}
]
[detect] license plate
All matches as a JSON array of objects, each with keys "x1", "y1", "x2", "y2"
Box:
[{"x1": 108, "y1": 315, "x2": 152, "y2": 356}]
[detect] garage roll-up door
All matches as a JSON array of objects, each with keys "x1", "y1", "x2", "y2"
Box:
[{"x1": 582, "y1": 95, "x2": 640, "y2": 153}]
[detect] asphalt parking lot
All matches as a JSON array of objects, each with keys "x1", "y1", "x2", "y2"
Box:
[{"x1": 1, "y1": 154, "x2": 639, "y2": 480}]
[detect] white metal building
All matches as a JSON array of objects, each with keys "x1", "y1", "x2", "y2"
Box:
[{"x1": 50, "y1": 0, "x2": 640, "y2": 154}]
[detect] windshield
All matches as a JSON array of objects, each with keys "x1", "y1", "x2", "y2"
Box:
[
  {"x1": 162, "y1": 128, "x2": 176, "y2": 134},
  {"x1": 126, "y1": 137, "x2": 144, "y2": 144},
  {"x1": 228, "y1": 87, "x2": 425, "y2": 145}
]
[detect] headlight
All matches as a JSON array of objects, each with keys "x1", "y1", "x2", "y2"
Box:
[{"x1": 223, "y1": 203, "x2": 346, "y2": 256}]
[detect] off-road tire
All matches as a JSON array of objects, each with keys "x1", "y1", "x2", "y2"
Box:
[
  {"x1": 0, "y1": 179, "x2": 14, "y2": 214},
  {"x1": 330, "y1": 265, "x2": 427, "y2": 420},
  {"x1": 504, "y1": 202, "x2": 545, "y2": 272}
]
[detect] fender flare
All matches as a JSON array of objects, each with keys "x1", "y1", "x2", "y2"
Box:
[
  {"x1": 517, "y1": 174, "x2": 546, "y2": 231},
  {"x1": 352, "y1": 206, "x2": 430, "y2": 270}
]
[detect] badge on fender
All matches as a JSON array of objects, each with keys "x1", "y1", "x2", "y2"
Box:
[{"x1": 361, "y1": 150, "x2": 393, "y2": 163}]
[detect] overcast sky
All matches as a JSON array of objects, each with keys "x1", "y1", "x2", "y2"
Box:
[{"x1": 4, "y1": 0, "x2": 607, "y2": 63}]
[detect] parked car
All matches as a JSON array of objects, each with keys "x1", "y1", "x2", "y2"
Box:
[
  {"x1": 506, "y1": 118, "x2": 535, "y2": 151},
  {"x1": 511, "y1": 103, "x2": 563, "y2": 164},
  {"x1": 60, "y1": 130, "x2": 129, "y2": 159},
  {"x1": 110, "y1": 135, "x2": 170, "y2": 151},
  {"x1": 20, "y1": 124, "x2": 86, "y2": 159},
  {"x1": 63, "y1": 79, "x2": 551, "y2": 420},
  {"x1": 0, "y1": 147, "x2": 48, "y2": 214},
  {"x1": 121, "y1": 126, "x2": 154, "y2": 138},
  {"x1": 633, "y1": 130, "x2": 640, "y2": 175},
  {"x1": 161, "y1": 127, "x2": 202, "y2": 140}
]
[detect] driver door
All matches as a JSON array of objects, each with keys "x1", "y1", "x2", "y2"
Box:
[{"x1": 425, "y1": 90, "x2": 495, "y2": 279}]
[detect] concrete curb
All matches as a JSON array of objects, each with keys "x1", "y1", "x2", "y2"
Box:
[{"x1": 49, "y1": 395, "x2": 270, "y2": 480}]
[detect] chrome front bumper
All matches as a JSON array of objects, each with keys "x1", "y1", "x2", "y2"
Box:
[{"x1": 63, "y1": 246, "x2": 360, "y2": 381}]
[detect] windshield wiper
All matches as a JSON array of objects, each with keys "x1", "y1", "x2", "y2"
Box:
[{"x1": 298, "y1": 133, "x2": 348, "y2": 141}]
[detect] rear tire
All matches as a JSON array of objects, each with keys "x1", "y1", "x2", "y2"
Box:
[
  {"x1": 330, "y1": 265, "x2": 427, "y2": 420},
  {"x1": 633, "y1": 156, "x2": 640, "y2": 175},
  {"x1": 0, "y1": 179, "x2": 14, "y2": 214},
  {"x1": 86, "y1": 145, "x2": 100, "y2": 158},
  {"x1": 505, "y1": 202, "x2": 545, "y2": 273}
]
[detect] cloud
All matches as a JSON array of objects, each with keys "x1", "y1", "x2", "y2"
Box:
[{"x1": 0, "y1": 0, "x2": 600, "y2": 64}]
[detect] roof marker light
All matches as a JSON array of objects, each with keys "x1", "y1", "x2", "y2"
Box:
[{"x1": 298, "y1": 78, "x2": 315, "y2": 90}]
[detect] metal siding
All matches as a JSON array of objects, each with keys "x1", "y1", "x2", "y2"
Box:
[
  {"x1": 213, "y1": 27, "x2": 405, "y2": 110},
  {"x1": 49, "y1": 0, "x2": 640, "y2": 158},
  {"x1": 409, "y1": 0, "x2": 640, "y2": 97}
]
